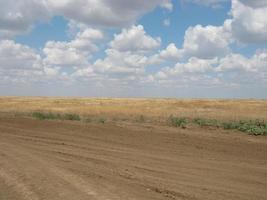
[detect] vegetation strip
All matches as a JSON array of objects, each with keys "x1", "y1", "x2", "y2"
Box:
[
  {"x1": 168, "y1": 115, "x2": 267, "y2": 136},
  {"x1": 32, "y1": 112, "x2": 81, "y2": 121},
  {"x1": 29, "y1": 112, "x2": 267, "y2": 136}
]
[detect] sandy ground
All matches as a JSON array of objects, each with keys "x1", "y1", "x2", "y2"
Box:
[{"x1": 0, "y1": 117, "x2": 266, "y2": 200}]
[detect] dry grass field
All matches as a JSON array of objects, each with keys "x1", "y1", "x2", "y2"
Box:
[
  {"x1": 0, "y1": 97, "x2": 267, "y2": 122},
  {"x1": 0, "y1": 97, "x2": 267, "y2": 200}
]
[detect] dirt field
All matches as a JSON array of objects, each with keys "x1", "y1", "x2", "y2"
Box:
[{"x1": 0, "y1": 116, "x2": 266, "y2": 200}]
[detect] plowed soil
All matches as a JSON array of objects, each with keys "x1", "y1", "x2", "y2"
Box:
[{"x1": 0, "y1": 117, "x2": 266, "y2": 200}]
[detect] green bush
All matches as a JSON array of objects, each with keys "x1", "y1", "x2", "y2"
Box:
[
  {"x1": 222, "y1": 121, "x2": 239, "y2": 130},
  {"x1": 168, "y1": 115, "x2": 187, "y2": 128},
  {"x1": 62, "y1": 113, "x2": 81, "y2": 121},
  {"x1": 84, "y1": 117, "x2": 92, "y2": 123},
  {"x1": 222, "y1": 119, "x2": 267, "y2": 136},
  {"x1": 193, "y1": 118, "x2": 219, "y2": 127},
  {"x1": 32, "y1": 112, "x2": 80, "y2": 121},
  {"x1": 32, "y1": 112, "x2": 60, "y2": 120},
  {"x1": 237, "y1": 120, "x2": 267, "y2": 136},
  {"x1": 97, "y1": 117, "x2": 106, "y2": 124},
  {"x1": 137, "y1": 115, "x2": 145, "y2": 123}
]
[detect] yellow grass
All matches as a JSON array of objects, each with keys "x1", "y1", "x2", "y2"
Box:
[{"x1": 0, "y1": 97, "x2": 266, "y2": 122}]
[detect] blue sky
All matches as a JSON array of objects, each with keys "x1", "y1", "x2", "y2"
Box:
[{"x1": 0, "y1": 0, "x2": 267, "y2": 98}]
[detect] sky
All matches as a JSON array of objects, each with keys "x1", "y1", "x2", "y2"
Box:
[{"x1": 0, "y1": 0, "x2": 266, "y2": 98}]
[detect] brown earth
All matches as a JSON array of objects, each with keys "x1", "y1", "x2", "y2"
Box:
[{"x1": 0, "y1": 117, "x2": 266, "y2": 200}]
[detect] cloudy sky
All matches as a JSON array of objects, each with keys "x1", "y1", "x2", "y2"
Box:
[{"x1": 0, "y1": 0, "x2": 266, "y2": 98}]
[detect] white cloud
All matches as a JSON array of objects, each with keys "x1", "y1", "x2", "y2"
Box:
[
  {"x1": 239, "y1": 0, "x2": 267, "y2": 8},
  {"x1": 43, "y1": 28, "x2": 103, "y2": 66},
  {"x1": 159, "y1": 43, "x2": 183, "y2": 60},
  {"x1": 0, "y1": 0, "x2": 172, "y2": 38},
  {"x1": 0, "y1": 0, "x2": 50, "y2": 38},
  {"x1": 0, "y1": 40, "x2": 42, "y2": 70},
  {"x1": 110, "y1": 25, "x2": 161, "y2": 52},
  {"x1": 228, "y1": 0, "x2": 267, "y2": 43},
  {"x1": 155, "y1": 57, "x2": 217, "y2": 80},
  {"x1": 182, "y1": 24, "x2": 231, "y2": 59},
  {"x1": 217, "y1": 51, "x2": 267, "y2": 72},
  {"x1": 217, "y1": 53, "x2": 252, "y2": 72},
  {"x1": 151, "y1": 49, "x2": 267, "y2": 90},
  {"x1": 93, "y1": 49, "x2": 148, "y2": 75},
  {"x1": 160, "y1": 1, "x2": 173, "y2": 11},
  {"x1": 163, "y1": 19, "x2": 171, "y2": 26},
  {"x1": 47, "y1": 0, "x2": 172, "y2": 27},
  {"x1": 0, "y1": 40, "x2": 59, "y2": 83},
  {"x1": 43, "y1": 41, "x2": 87, "y2": 66},
  {"x1": 44, "y1": 66, "x2": 59, "y2": 76},
  {"x1": 0, "y1": 0, "x2": 266, "y2": 97},
  {"x1": 156, "y1": 24, "x2": 231, "y2": 62},
  {"x1": 74, "y1": 25, "x2": 162, "y2": 79}
]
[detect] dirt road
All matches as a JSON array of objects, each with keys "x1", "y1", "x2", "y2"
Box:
[{"x1": 0, "y1": 117, "x2": 266, "y2": 200}]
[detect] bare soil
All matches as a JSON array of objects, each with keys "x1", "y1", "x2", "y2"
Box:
[{"x1": 0, "y1": 117, "x2": 266, "y2": 200}]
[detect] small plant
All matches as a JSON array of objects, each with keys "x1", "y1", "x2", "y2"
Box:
[
  {"x1": 222, "y1": 121, "x2": 239, "y2": 130},
  {"x1": 222, "y1": 119, "x2": 267, "y2": 136},
  {"x1": 84, "y1": 117, "x2": 92, "y2": 123},
  {"x1": 193, "y1": 118, "x2": 220, "y2": 127},
  {"x1": 193, "y1": 118, "x2": 205, "y2": 126},
  {"x1": 32, "y1": 112, "x2": 60, "y2": 120},
  {"x1": 237, "y1": 120, "x2": 267, "y2": 136},
  {"x1": 137, "y1": 115, "x2": 145, "y2": 123},
  {"x1": 32, "y1": 111, "x2": 81, "y2": 121},
  {"x1": 63, "y1": 113, "x2": 81, "y2": 121},
  {"x1": 97, "y1": 117, "x2": 106, "y2": 124},
  {"x1": 168, "y1": 115, "x2": 187, "y2": 128}
]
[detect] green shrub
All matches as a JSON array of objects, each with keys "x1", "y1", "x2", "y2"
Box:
[
  {"x1": 97, "y1": 117, "x2": 106, "y2": 124},
  {"x1": 168, "y1": 115, "x2": 187, "y2": 128},
  {"x1": 190, "y1": 117, "x2": 266, "y2": 136},
  {"x1": 222, "y1": 121, "x2": 239, "y2": 130},
  {"x1": 62, "y1": 113, "x2": 81, "y2": 121},
  {"x1": 32, "y1": 112, "x2": 60, "y2": 120},
  {"x1": 84, "y1": 117, "x2": 92, "y2": 123},
  {"x1": 222, "y1": 120, "x2": 267, "y2": 136},
  {"x1": 32, "y1": 112, "x2": 81, "y2": 121},
  {"x1": 193, "y1": 118, "x2": 219, "y2": 127},
  {"x1": 237, "y1": 120, "x2": 267, "y2": 136},
  {"x1": 137, "y1": 115, "x2": 145, "y2": 123}
]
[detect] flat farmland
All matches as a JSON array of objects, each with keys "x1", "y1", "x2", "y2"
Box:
[
  {"x1": 0, "y1": 97, "x2": 267, "y2": 121},
  {"x1": 0, "y1": 97, "x2": 266, "y2": 200}
]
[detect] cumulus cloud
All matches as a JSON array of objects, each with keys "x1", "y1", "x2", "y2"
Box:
[
  {"x1": 0, "y1": 0, "x2": 172, "y2": 38},
  {"x1": 75, "y1": 25, "x2": 161, "y2": 79},
  {"x1": 217, "y1": 51, "x2": 267, "y2": 72},
  {"x1": 157, "y1": 24, "x2": 231, "y2": 62},
  {"x1": 227, "y1": 0, "x2": 267, "y2": 43},
  {"x1": 43, "y1": 41, "x2": 87, "y2": 66},
  {"x1": 0, "y1": 40, "x2": 42, "y2": 70},
  {"x1": 159, "y1": 43, "x2": 182, "y2": 61},
  {"x1": 0, "y1": 40, "x2": 59, "y2": 84},
  {"x1": 47, "y1": 0, "x2": 172, "y2": 27},
  {"x1": 239, "y1": 0, "x2": 267, "y2": 8},
  {"x1": 43, "y1": 28, "x2": 103, "y2": 66},
  {"x1": 182, "y1": 24, "x2": 231, "y2": 59},
  {"x1": 94, "y1": 49, "x2": 148, "y2": 75},
  {"x1": 0, "y1": 0, "x2": 50, "y2": 38},
  {"x1": 110, "y1": 25, "x2": 161, "y2": 52},
  {"x1": 152, "y1": 50, "x2": 267, "y2": 88},
  {"x1": 0, "y1": 0, "x2": 266, "y2": 97},
  {"x1": 155, "y1": 57, "x2": 217, "y2": 80}
]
